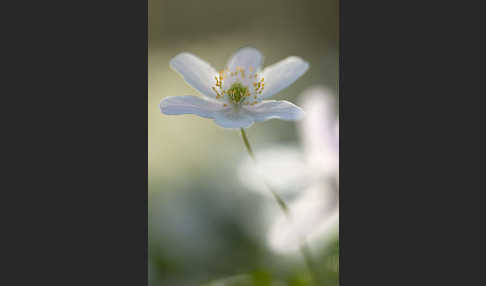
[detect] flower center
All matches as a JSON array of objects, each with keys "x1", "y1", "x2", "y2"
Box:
[
  {"x1": 211, "y1": 66, "x2": 265, "y2": 107},
  {"x1": 227, "y1": 82, "x2": 249, "y2": 104}
]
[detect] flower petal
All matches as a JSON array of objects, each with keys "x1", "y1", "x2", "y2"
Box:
[
  {"x1": 298, "y1": 87, "x2": 339, "y2": 175},
  {"x1": 259, "y1": 56, "x2": 309, "y2": 99},
  {"x1": 238, "y1": 145, "x2": 317, "y2": 199},
  {"x1": 160, "y1": 96, "x2": 223, "y2": 119},
  {"x1": 226, "y1": 47, "x2": 263, "y2": 72},
  {"x1": 244, "y1": 100, "x2": 305, "y2": 122},
  {"x1": 170, "y1": 53, "x2": 218, "y2": 99},
  {"x1": 267, "y1": 182, "x2": 339, "y2": 254},
  {"x1": 213, "y1": 108, "x2": 255, "y2": 129}
]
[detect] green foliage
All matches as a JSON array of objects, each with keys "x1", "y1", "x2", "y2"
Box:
[{"x1": 251, "y1": 270, "x2": 272, "y2": 286}]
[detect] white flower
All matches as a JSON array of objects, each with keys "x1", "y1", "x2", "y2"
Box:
[
  {"x1": 238, "y1": 86, "x2": 339, "y2": 198},
  {"x1": 238, "y1": 86, "x2": 339, "y2": 254},
  {"x1": 298, "y1": 86, "x2": 339, "y2": 181},
  {"x1": 160, "y1": 47, "x2": 309, "y2": 128},
  {"x1": 267, "y1": 182, "x2": 339, "y2": 254},
  {"x1": 238, "y1": 145, "x2": 313, "y2": 200}
]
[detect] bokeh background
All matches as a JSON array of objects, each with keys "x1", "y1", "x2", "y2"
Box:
[{"x1": 149, "y1": 0, "x2": 339, "y2": 285}]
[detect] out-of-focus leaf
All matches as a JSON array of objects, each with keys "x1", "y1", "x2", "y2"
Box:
[
  {"x1": 204, "y1": 274, "x2": 253, "y2": 286},
  {"x1": 251, "y1": 270, "x2": 271, "y2": 286},
  {"x1": 287, "y1": 272, "x2": 312, "y2": 286}
]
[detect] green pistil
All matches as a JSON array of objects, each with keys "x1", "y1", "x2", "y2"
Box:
[{"x1": 227, "y1": 82, "x2": 248, "y2": 104}]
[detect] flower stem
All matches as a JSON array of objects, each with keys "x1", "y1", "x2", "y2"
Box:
[
  {"x1": 240, "y1": 128, "x2": 255, "y2": 160},
  {"x1": 239, "y1": 128, "x2": 319, "y2": 285}
]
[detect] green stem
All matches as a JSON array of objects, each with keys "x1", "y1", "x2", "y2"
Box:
[
  {"x1": 239, "y1": 128, "x2": 319, "y2": 285},
  {"x1": 240, "y1": 128, "x2": 255, "y2": 160}
]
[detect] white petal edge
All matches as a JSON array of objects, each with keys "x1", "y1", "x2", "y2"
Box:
[
  {"x1": 237, "y1": 145, "x2": 317, "y2": 199},
  {"x1": 259, "y1": 56, "x2": 309, "y2": 99},
  {"x1": 298, "y1": 87, "x2": 339, "y2": 174},
  {"x1": 299, "y1": 86, "x2": 338, "y2": 149},
  {"x1": 244, "y1": 100, "x2": 305, "y2": 122},
  {"x1": 212, "y1": 108, "x2": 255, "y2": 129},
  {"x1": 226, "y1": 47, "x2": 263, "y2": 72},
  {"x1": 160, "y1": 96, "x2": 224, "y2": 119},
  {"x1": 266, "y1": 183, "x2": 339, "y2": 254},
  {"x1": 170, "y1": 53, "x2": 218, "y2": 99}
]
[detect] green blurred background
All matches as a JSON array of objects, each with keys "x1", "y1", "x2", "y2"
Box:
[{"x1": 149, "y1": 0, "x2": 338, "y2": 285}]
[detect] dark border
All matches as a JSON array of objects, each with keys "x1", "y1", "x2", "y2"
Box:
[{"x1": 5, "y1": 0, "x2": 149, "y2": 284}]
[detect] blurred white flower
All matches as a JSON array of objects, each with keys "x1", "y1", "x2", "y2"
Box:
[
  {"x1": 238, "y1": 86, "x2": 339, "y2": 254},
  {"x1": 238, "y1": 86, "x2": 339, "y2": 198},
  {"x1": 298, "y1": 86, "x2": 339, "y2": 181},
  {"x1": 160, "y1": 47, "x2": 309, "y2": 128},
  {"x1": 238, "y1": 145, "x2": 313, "y2": 200},
  {"x1": 267, "y1": 182, "x2": 339, "y2": 254}
]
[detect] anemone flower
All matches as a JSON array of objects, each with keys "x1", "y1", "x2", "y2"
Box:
[
  {"x1": 160, "y1": 47, "x2": 309, "y2": 128},
  {"x1": 238, "y1": 86, "x2": 339, "y2": 254},
  {"x1": 238, "y1": 86, "x2": 339, "y2": 198},
  {"x1": 267, "y1": 181, "x2": 339, "y2": 254}
]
